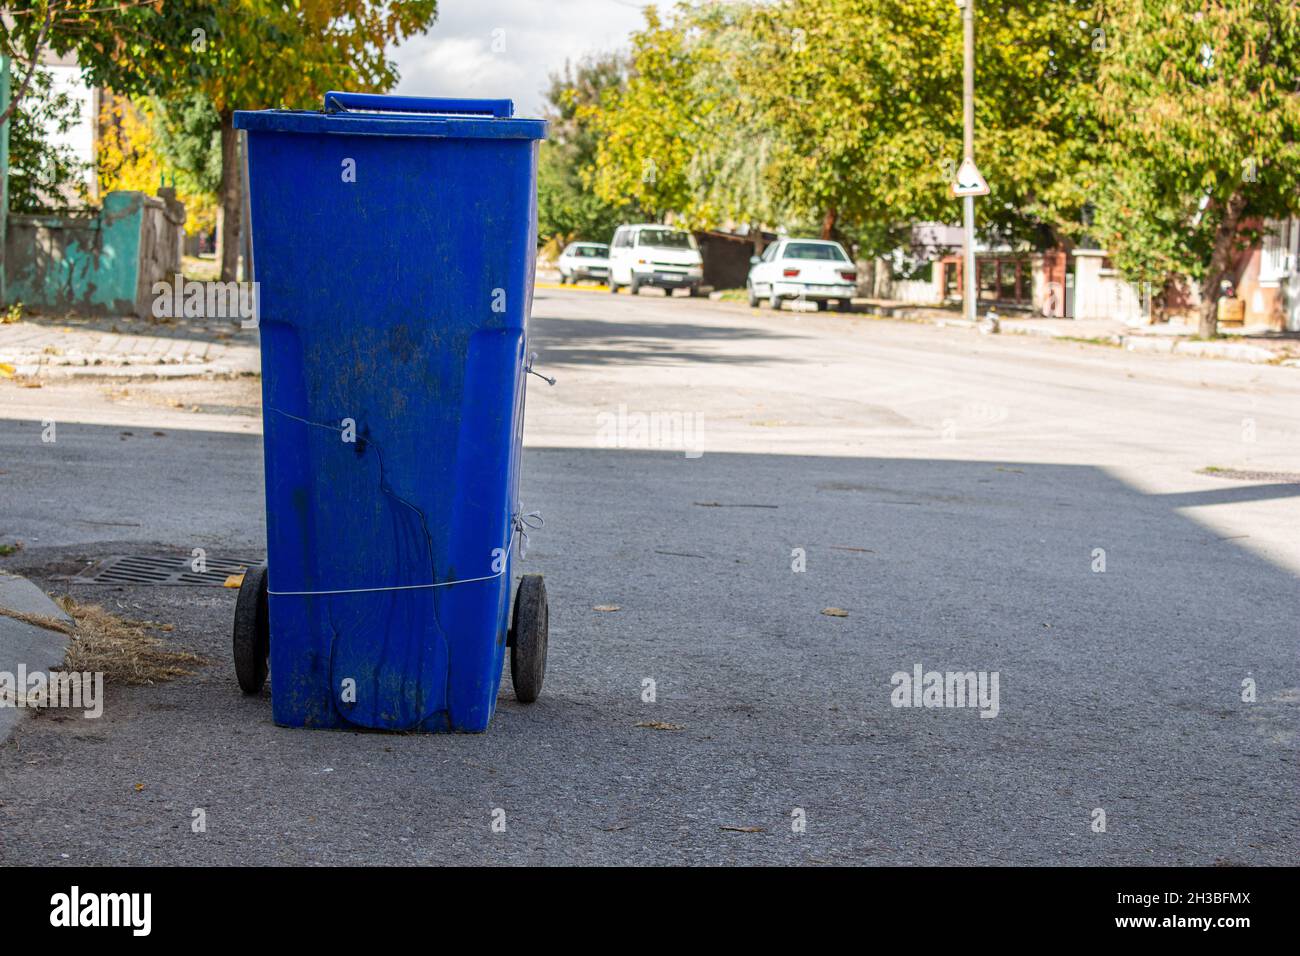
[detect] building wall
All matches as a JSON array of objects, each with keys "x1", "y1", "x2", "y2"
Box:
[
  {"x1": 4, "y1": 190, "x2": 185, "y2": 318},
  {"x1": 1071, "y1": 250, "x2": 1147, "y2": 324},
  {"x1": 1234, "y1": 218, "x2": 1299, "y2": 331}
]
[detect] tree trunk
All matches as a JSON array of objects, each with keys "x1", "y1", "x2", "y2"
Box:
[
  {"x1": 820, "y1": 207, "x2": 837, "y2": 240},
  {"x1": 217, "y1": 109, "x2": 241, "y2": 283},
  {"x1": 1197, "y1": 194, "x2": 1247, "y2": 338}
]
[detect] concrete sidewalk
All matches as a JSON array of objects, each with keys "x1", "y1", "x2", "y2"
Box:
[
  {"x1": 0, "y1": 572, "x2": 72, "y2": 744},
  {"x1": 856, "y1": 300, "x2": 1300, "y2": 365},
  {"x1": 0, "y1": 315, "x2": 259, "y2": 380}
]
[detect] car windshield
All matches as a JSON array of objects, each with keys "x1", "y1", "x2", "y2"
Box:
[
  {"x1": 638, "y1": 229, "x2": 693, "y2": 250},
  {"x1": 573, "y1": 246, "x2": 607, "y2": 258},
  {"x1": 785, "y1": 242, "x2": 849, "y2": 262}
]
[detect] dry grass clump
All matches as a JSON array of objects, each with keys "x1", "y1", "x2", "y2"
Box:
[{"x1": 49, "y1": 597, "x2": 209, "y2": 684}]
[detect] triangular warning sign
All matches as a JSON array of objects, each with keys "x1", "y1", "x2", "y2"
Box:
[{"x1": 951, "y1": 158, "x2": 990, "y2": 197}]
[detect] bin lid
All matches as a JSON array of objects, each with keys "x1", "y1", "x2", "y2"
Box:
[{"x1": 234, "y1": 92, "x2": 546, "y2": 140}]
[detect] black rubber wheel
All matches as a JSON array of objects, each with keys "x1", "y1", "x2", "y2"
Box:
[
  {"x1": 233, "y1": 564, "x2": 270, "y2": 695},
  {"x1": 747, "y1": 282, "x2": 759, "y2": 308},
  {"x1": 608, "y1": 279, "x2": 619, "y2": 294},
  {"x1": 629, "y1": 276, "x2": 641, "y2": 295},
  {"x1": 509, "y1": 574, "x2": 548, "y2": 704},
  {"x1": 837, "y1": 299, "x2": 852, "y2": 313},
  {"x1": 815, "y1": 299, "x2": 828, "y2": 311}
]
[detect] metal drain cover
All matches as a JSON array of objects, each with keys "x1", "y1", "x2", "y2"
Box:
[{"x1": 72, "y1": 554, "x2": 264, "y2": 587}]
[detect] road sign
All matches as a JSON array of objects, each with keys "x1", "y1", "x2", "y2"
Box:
[{"x1": 952, "y1": 157, "x2": 989, "y2": 197}]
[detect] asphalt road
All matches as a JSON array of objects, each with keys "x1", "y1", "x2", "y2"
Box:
[{"x1": 1, "y1": 288, "x2": 1297, "y2": 865}]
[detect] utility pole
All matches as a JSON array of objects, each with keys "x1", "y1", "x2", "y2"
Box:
[
  {"x1": 1, "y1": 55, "x2": 10, "y2": 309},
  {"x1": 961, "y1": 0, "x2": 976, "y2": 325}
]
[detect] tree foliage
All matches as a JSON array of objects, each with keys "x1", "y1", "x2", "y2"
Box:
[
  {"x1": 97, "y1": 93, "x2": 220, "y2": 232},
  {"x1": 538, "y1": 53, "x2": 630, "y2": 247},
  {"x1": 5, "y1": 65, "x2": 89, "y2": 213},
  {"x1": 584, "y1": 3, "x2": 784, "y2": 230},
  {"x1": 741, "y1": 0, "x2": 1101, "y2": 253},
  {"x1": 5, "y1": 1, "x2": 439, "y2": 278},
  {"x1": 1090, "y1": 0, "x2": 1300, "y2": 333}
]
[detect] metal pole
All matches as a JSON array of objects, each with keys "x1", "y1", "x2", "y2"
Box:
[
  {"x1": 961, "y1": 0, "x2": 976, "y2": 325},
  {"x1": 0, "y1": 55, "x2": 10, "y2": 308}
]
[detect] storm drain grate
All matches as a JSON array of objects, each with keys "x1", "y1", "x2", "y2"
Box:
[{"x1": 71, "y1": 554, "x2": 264, "y2": 587}]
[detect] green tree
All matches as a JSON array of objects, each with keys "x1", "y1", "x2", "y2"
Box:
[
  {"x1": 585, "y1": 2, "x2": 784, "y2": 232},
  {"x1": 742, "y1": 0, "x2": 1101, "y2": 253},
  {"x1": 5, "y1": 1, "x2": 440, "y2": 280},
  {"x1": 585, "y1": 7, "x2": 697, "y2": 222},
  {"x1": 1091, "y1": 0, "x2": 1300, "y2": 335},
  {"x1": 5, "y1": 65, "x2": 89, "y2": 212},
  {"x1": 538, "y1": 53, "x2": 629, "y2": 247},
  {"x1": 151, "y1": 90, "x2": 221, "y2": 233}
]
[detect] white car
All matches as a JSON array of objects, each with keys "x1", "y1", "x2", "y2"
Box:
[
  {"x1": 746, "y1": 238, "x2": 857, "y2": 311},
  {"x1": 608, "y1": 224, "x2": 704, "y2": 296},
  {"x1": 557, "y1": 242, "x2": 610, "y2": 285}
]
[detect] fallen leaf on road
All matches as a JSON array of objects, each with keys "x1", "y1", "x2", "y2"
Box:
[
  {"x1": 720, "y1": 825, "x2": 764, "y2": 833},
  {"x1": 821, "y1": 607, "x2": 849, "y2": 617},
  {"x1": 18, "y1": 381, "x2": 42, "y2": 389},
  {"x1": 134, "y1": 784, "x2": 144, "y2": 792},
  {"x1": 593, "y1": 604, "x2": 621, "y2": 612},
  {"x1": 223, "y1": 574, "x2": 245, "y2": 588},
  {"x1": 635, "y1": 721, "x2": 684, "y2": 731}
]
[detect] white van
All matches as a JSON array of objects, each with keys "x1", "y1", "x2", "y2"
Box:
[{"x1": 607, "y1": 224, "x2": 704, "y2": 296}]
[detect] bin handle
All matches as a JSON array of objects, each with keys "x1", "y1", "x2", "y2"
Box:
[{"x1": 323, "y1": 91, "x2": 513, "y2": 118}]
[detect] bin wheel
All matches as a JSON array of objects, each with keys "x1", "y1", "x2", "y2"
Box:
[
  {"x1": 233, "y1": 564, "x2": 270, "y2": 695},
  {"x1": 509, "y1": 574, "x2": 548, "y2": 704}
]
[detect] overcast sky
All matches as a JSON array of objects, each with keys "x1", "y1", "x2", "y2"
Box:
[{"x1": 390, "y1": 0, "x2": 657, "y2": 117}]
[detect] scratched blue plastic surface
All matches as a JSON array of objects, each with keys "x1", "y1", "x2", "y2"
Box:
[{"x1": 234, "y1": 95, "x2": 546, "y2": 732}]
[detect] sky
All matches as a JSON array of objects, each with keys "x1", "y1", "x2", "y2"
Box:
[{"x1": 390, "y1": 0, "x2": 658, "y2": 118}]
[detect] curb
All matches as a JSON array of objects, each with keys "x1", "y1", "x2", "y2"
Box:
[
  {"x1": 0, "y1": 572, "x2": 72, "y2": 744},
  {"x1": 7, "y1": 362, "x2": 257, "y2": 381},
  {"x1": 1120, "y1": 336, "x2": 1281, "y2": 364}
]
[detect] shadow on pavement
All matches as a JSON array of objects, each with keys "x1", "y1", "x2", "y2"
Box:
[
  {"x1": 530, "y1": 314, "x2": 801, "y2": 369},
  {"x1": 0, "y1": 424, "x2": 1296, "y2": 865}
]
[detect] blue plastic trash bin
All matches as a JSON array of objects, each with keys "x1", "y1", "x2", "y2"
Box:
[{"x1": 230, "y1": 92, "x2": 549, "y2": 732}]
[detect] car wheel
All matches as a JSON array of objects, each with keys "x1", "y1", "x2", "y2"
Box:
[
  {"x1": 747, "y1": 282, "x2": 759, "y2": 308},
  {"x1": 558, "y1": 273, "x2": 568, "y2": 285},
  {"x1": 688, "y1": 285, "x2": 701, "y2": 297},
  {"x1": 769, "y1": 291, "x2": 782, "y2": 311},
  {"x1": 815, "y1": 299, "x2": 828, "y2": 311},
  {"x1": 608, "y1": 278, "x2": 619, "y2": 294},
  {"x1": 837, "y1": 299, "x2": 852, "y2": 313},
  {"x1": 629, "y1": 275, "x2": 641, "y2": 295}
]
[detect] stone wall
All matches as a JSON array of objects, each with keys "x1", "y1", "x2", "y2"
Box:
[{"x1": 3, "y1": 190, "x2": 185, "y2": 318}]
